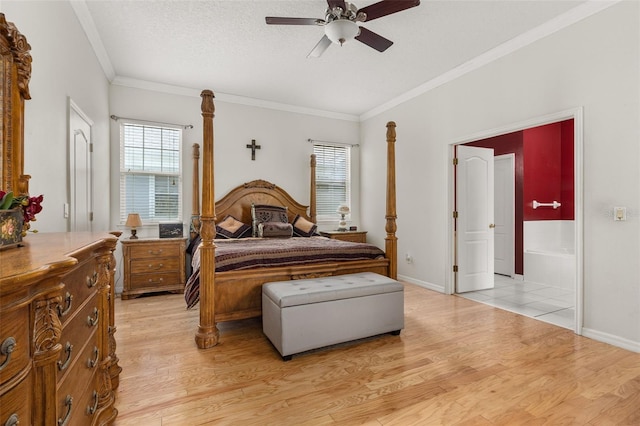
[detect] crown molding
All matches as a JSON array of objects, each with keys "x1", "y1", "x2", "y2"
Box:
[
  {"x1": 111, "y1": 76, "x2": 360, "y2": 122},
  {"x1": 359, "y1": 0, "x2": 622, "y2": 121}
]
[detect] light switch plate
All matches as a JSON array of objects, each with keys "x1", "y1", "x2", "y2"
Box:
[{"x1": 614, "y1": 206, "x2": 626, "y2": 221}]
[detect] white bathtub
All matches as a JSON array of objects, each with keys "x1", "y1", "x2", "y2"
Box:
[{"x1": 524, "y1": 221, "x2": 575, "y2": 290}]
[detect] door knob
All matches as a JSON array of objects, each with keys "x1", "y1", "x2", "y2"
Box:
[{"x1": 489, "y1": 224, "x2": 496, "y2": 229}]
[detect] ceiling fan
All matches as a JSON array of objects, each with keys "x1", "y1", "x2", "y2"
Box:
[{"x1": 265, "y1": 0, "x2": 420, "y2": 58}]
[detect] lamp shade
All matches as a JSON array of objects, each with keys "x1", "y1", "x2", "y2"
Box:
[
  {"x1": 336, "y1": 204, "x2": 351, "y2": 215},
  {"x1": 325, "y1": 19, "x2": 360, "y2": 46},
  {"x1": 125, "y1": 213, "x2": 143, "y2": 228}
]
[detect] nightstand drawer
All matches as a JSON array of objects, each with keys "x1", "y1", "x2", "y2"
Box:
[
  {"x1": 128, "y1": 271, "x2": 181, "y2": 289},
  {"x1": 128, "y1": 242, "x2": 182, "y2": 259},
  {"x1": 131, "y1": 257, "x2": 181, "y2": 274}
]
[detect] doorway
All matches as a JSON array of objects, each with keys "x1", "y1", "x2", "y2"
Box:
[
  {"x1": 68, "y1": 98, "x2": 94, "y2": 232},
  {"x1": 448, "y1": 108, "x2": 583, "y2": 334}
]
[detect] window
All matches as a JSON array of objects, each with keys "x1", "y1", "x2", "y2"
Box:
[
  {"x1": 314, "y1": 143, "x2": 351, "y2": 219},
  {"x1": 119, "y1": 122, "x2": 182, "y2": 223}
]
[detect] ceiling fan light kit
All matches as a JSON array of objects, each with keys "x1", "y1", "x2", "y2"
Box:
[
  {"x1": 266, "y1": 0, "x2": 420, "y2": 57},
  {"x1": 325, "y1": 19, "x2": 360, "y2": 46}
]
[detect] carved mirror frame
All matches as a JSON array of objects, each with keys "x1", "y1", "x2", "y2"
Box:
[{"x1": 1, "y1": 13, "x2": 32, "y2": 196}]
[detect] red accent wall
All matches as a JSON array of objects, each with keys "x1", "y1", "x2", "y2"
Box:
[
  {"x1": 561, "y1": 120, "x2": 575, "y2": 220},
  {"x1": 523, "y1": 121, "x2": 574, "y2": 221},
  {"x1": 523, "y1": 123, "x2": 562, "y2": 220}
]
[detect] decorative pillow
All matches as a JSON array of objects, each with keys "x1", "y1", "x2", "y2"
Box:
[
  {"x1": 258, "y1": 221, "x2": 293, "y2": 238},
  {"x1": 292, "y1": 215, "x2": 318, "y2": 237},
  {"x1": 215, "y1": 215, "x2": 252, "y2": 239},
  {"x1": 251, "y1": 204, "x2": 288, "y2": 237}
]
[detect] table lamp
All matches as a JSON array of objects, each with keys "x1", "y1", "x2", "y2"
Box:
[
  {"x1": 336, "y1": 204, "x2": 350, "y2": 231},
  {"x1": 125, "y1": 213, "x2": 143, "y2": 239}
]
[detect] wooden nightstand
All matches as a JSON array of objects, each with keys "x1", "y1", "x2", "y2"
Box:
[
  {"x1": 319, "y1": 230, "x2": 367, "y2": 243},
  {"x1": 121, "y1": 237, "x2": 187, "y2": 299}
]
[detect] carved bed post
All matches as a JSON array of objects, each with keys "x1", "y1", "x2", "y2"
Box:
[
  {"x1": 191, "y1": 143, "x2": 201, "y2": 240},
  {"x1": 196, "y1": 90, "x2": 219, "y2": 349},
  {"x1": 309, "y1": 154, "x2": 317, "y2": 223},
  {"x1": 385, "y1": 122, "x2": 398, "y2": 279}
]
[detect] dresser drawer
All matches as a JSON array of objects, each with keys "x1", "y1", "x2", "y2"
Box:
[
  {"x1": 128, "y1": 241, "x2": 182, "y2": 259},
  {"x1": 0, "y1": 304, "x2": 30, "y2": 385},
  {"x1": 58, "y1": 331, "x2": 99, "y2": 401},
  {"x1": 131, "y1": 256, "x2": 181, "y2": 274},
  {"x1": 58, "y1": 257, "x2": 99, "y2": 326},
  {"x1": 56, "y1": 294, "x2": 100, "y2": 382},
  {"x1": 0, "y1": 369, "x2": 32, "y2": 426},
  {"x1": 57, "y1": 371, "x2": 101, "y2": 426}
]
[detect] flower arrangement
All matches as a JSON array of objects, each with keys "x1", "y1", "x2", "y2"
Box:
[{"x1": 0, "y1": 190, "x2": 44, "y2": 238}]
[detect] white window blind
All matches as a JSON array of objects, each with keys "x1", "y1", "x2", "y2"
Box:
[
  {"x1": 314, "y1": 143, "x2": 351, "y2": 219},
  {"x1": 119, "y1": 122, "x2": 182, "y2": 223}
]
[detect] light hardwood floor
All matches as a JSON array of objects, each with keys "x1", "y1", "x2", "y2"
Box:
[{"x1": 113, "y1": 283, "x2": 640, "y2": 425}]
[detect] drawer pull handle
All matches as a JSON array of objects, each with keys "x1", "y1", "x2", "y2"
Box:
[
  {"x1": 148, "y1": 278, "x2": 164, "y2": 283},
  {"x1": 86, "y1": 390, "x2": 99, "y2": 415},
  {"x1": 57, "y1": 341, "x2": 73, "y2": 371},
  {"x1": 58, "y1": 395, "x2": 73, "y2": 426},
  {"x1": 148, "y1": 249, "x2": 163, "y2": 255},
  {"x1": 57, "y1": 292, "x2": 74, "y2": 317},
  {"x1": 148, "y1": 263, "x2": 164, "y2": 269},
  {"x1": 86, "y1": 271, "x2": 98, "y2": 288},
  {"x1": 0, "y1": 336, "x2": 16, "y2": 371},
  {"x1": 4, "y1": 413, "x2": 19, "y2": 426},
  {"x1": 88, "y1": 346, "x2": 99, "y2": 368},
  {"x1": 87, "y1": 308, "x2": 99, "y2": 327}
]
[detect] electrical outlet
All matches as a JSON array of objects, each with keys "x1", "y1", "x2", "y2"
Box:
[
  {"x1": 63, "y1": 203, "x2": 69, "y2": 219},
  {"x1": 405, "y1": 253, "x2": 413, "y2": 264}
]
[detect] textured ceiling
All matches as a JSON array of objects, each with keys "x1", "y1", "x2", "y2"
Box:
[{"x1": 81, "y1": 0, "x2": 588, "y2": 118}]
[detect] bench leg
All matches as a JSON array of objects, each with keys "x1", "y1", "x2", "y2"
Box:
[
  {"x1": 390, "y1": 330, "x2": 401, "y2": 336},
  {"x1": 282, "y1": 354, "x2": 293, "y2": 362}
]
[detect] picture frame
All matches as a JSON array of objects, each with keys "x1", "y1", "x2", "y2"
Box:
[{"x1": 159, "y1": 222, "x2": 183, "y2": 238}]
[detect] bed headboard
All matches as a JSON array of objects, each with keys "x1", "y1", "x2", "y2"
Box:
[{"x1": 215, "y1": 179, "x2": 311, "y2": 225}]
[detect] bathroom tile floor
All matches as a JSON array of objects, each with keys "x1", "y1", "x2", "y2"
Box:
[{"x1": 457, "y1": 274, "x2": 575, "y2": 330}]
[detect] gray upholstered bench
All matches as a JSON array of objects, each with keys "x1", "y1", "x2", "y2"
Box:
[{"x1": 262, "y1": 272, "x2": 404, "y2": 360}]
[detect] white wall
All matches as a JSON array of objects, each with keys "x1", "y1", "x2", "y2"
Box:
[
  {"x1": 109, "y1": 84, "x2": 360, "y2": 291},
  {"x1": 360, "y1": 1, "x2": 639, "y2": 350},
  {"x1": 2, "y1": 1, "x2": 111, "y2": 232},
  {"x1": 109, "y1": 85, "x2": 360, "y2": 234}
]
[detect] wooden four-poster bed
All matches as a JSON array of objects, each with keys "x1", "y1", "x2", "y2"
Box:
[{"x1": 191, "y1": 90, "x2": 397, "y2": 349}]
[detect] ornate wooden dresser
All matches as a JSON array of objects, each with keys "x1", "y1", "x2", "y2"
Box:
[{"x1": 0, "y1": 232, "x2": 121, "y2": 425}]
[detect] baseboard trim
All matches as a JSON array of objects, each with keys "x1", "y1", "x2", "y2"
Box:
[
  {"x1": 581, "y1": 327, "x2": 640, "y2": 353},
  {"x1": 398, "y1": 274, "x2": 444, "y2": 293}
]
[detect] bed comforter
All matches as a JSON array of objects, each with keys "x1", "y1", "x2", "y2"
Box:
[{"x1": 184, "y1": 236, "x2": 385, "y2": 308}]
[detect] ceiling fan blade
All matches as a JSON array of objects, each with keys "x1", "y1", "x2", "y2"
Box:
[
  {"x1": 327, "y1": 0, "x2": 347, "y2": 10},
  {"x1": 355, "y1": 26, "x2": 393, "y2": 52},
  {"x1": 307, "y1": 35, "x2": 332, "y2": 58},
  {"x1": 265, "y1": 17, "x2": 324, "y2": 25},
  {"x1": 358, "y1": 0, "x2": 420, "y2": 22}
]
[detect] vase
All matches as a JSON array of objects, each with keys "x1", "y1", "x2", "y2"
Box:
[{"x1": 0, "y1": 208, "x2": 24, "y2": 250}]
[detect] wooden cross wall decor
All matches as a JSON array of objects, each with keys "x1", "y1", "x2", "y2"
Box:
[{"x1": 246, "y1": 139, "x2": 261, "y2": 161}]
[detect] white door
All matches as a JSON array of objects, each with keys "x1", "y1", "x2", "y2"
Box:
[
  {"x1": 456, "y1": 145, "x2": 495, "y2": 292},
  {"x1": 69, "y1": 101, "x2": 93, "y2": 232},
  {"x1": 494, "y1": 154, "x2": 515, "y2": 276}
]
